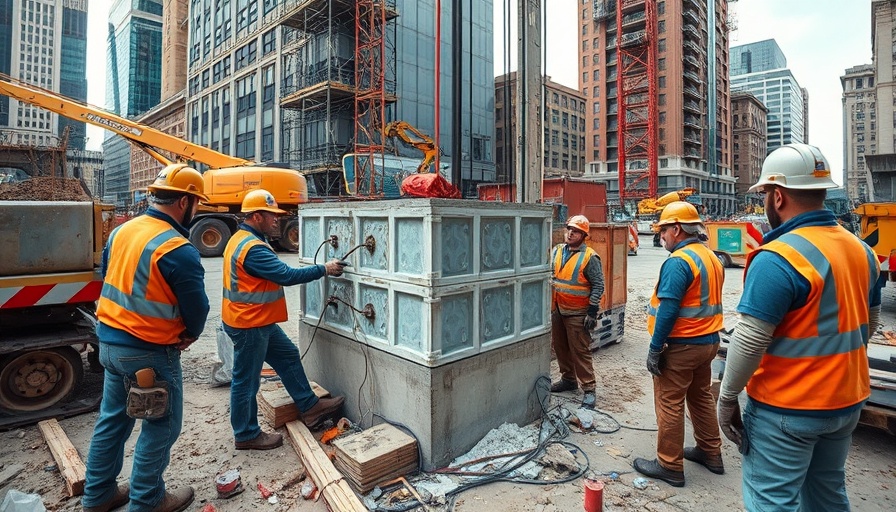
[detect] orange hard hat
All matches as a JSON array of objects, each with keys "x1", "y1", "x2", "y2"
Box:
[
  {"x1": 655, "y1": 201, "x2": 702, "y2": 229},
  {"x1": 241, "y1": 189, "x2": 287, "y2": 214},
  {"x1": 566, "y1": 215, "x2": 590, "y2": 235},
  {"x1": 147, "y1": 164, "x2": 209, "y2": 201}
]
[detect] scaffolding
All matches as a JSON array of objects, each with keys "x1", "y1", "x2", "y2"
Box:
[
  {"x1": 0, "y1": 127, "x2": 69, "y2": 180},
  {"x1": 277, "y1": 0, "x2": 396, "y2": 197},
  {"x1": 616, "y1": 0, "x2": 658, "y2": 205}
]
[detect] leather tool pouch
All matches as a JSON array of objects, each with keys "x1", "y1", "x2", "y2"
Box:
[{"x1": 125, "y1": 377, "x2": 169, "y2": 420}]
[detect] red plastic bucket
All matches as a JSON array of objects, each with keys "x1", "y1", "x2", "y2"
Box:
[{"x1": 583, "y1": 479, "x2": 604, "y2": 512}]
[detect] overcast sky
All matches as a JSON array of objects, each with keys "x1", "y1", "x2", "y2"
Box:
[{"x1": 86, "y1": 0, "x2": 874, "y2": 185}]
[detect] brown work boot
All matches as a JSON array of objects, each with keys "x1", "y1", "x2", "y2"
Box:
[
  {"x1": 150, "y1": 486, "x2": 194, "y2": 512},
  {"x1": 235, "y1": 431, "x2": 283, "y2": 450},
  {"x1": 82, "y1": 482, "x2": 129, "y2": 512},
  {"x1": 684, "y1": 446, "x2": 725, "y2": 475},
  {"x1": 633, "y1": 457, "x2": 685, "y2": 487},
  {"x1": 302, "y1": 395, "x2": 345, "y2": 429},
  {"x1": 550, "y1": 379, "x2": 578, "y2": 393}
]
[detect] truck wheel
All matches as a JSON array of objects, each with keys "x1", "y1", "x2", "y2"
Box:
[
  {"x1": 190, "y1": 218, "x2": 230, "y2": 257},
  {"x1": 715, "y1": 251, "x2": 733, "y2": 268},
  {"x1": 276, "y1": 218, "x2": 299, "y2": 253},
  {"x1": 0, "y1": 347, "x2": 83, "y2": 412}
]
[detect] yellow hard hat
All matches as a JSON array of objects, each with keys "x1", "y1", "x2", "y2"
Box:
[
  {"x1": 241, "y1": 189, "x2": 287, "y2": 214},
  {"x1": 147, "y1": 164, "x2": 209, "y2": 201},
  {"x1": 655, "y1": 201, "x2": 702, "y2": 229},
  {"x1": 566, "y1": 215, "x2": 590, "y2": 234}
]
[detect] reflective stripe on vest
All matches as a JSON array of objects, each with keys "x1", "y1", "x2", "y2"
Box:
[
  {"x1": 647, "y1": 242, "x2": 724, "y2": 338},
  {"x1": 551, "y1": 244, "x2": 596, "y2": 311},
  {"x1": 744, "y1": 226, "x2": 877, "y2": 411},
  {"x1": 222, "y1": 229, "x2": 287, "y2": 328},
  {"x1": 96, "y1": 216, "x2": 188, "y2": 344}
]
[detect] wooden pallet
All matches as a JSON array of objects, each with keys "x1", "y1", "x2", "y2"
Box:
[
  {"x1": 332, "y1": 423, "x2": 418, "y2": 493},
  {"x1": 257, "y1": 381, "x2": 330, "y2": 428}
]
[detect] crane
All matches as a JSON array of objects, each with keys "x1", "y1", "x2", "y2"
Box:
[{"x1": 383, "y1": 121, "x2": 440, "y2": 174}]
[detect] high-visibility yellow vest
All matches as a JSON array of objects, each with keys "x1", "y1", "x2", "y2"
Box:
[
  {"x1": 647, "y1": 242, "x2": 724, "y2": 338},
  {"x1": 222, "y1": 229, "x2": 287, "y2": 328},
  {"x1": 551, "y1": 244, "x2": 597, "y2": 312}
]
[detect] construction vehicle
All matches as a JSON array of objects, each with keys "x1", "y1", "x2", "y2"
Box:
[
  {"x1": 704, "y1": 220, "x2": 767, "y2": 267},
  {"x1": 854, "y1": 202, "x2": 896, "y2": 284},
  {"x1": 633, "y1": 188, "x2": 699, "y2": 245},
  {"x1": 0, "y1": 73, "x2": 307, "y2": 257}
]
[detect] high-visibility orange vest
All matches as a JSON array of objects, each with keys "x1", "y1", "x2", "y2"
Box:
[
  {"x1": 97, "y1": 215, "x2": 189, "y2": 344},
  {"x1": 647, "y1": 242, "x2": 724, "y2": 338},
  {"x1": 222, "y1": 229, "x2": 287, "y2": 328},
  {"x1": 745, "y1": 226, "x2": 877, "y2": 411},
  {"x1": 551, "y1": 244, "x2": 597, "y2": 312}
]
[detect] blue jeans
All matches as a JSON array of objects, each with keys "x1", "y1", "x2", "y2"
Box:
[
  {"x1": 83, "y1": 343, "x2": 183, "y2": 511},
  {"x1": 225, "y1": 323, "x2": 319, "y2": 442},
  {"x1": 742, "y1": 398, "x2": 861, "y2": 512}
]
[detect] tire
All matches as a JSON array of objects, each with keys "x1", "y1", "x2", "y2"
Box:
[
  {"x1": 653, "y1": 233, "x2": 661, "y2": 247},
  {"x1": 0, "y1": 347, "x2": 83, "y2": 412},
  {"x1": 276, "y1": 218, "x2": 299, "y2": 253},
  {"x1": 190, "y1": 217, "x2": 230, "y2": 257},
  {"x1": 715, "y1": 251, "x2": 733, "y2": 268}
]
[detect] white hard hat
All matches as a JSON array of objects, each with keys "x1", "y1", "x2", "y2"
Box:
[{"x1": 748, "y1": 143, "x2": 838, "y2": 193}]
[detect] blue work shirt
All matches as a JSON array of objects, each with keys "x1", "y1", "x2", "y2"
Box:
[
  {"x1": 737, "y1": 209, "x2": 881, "y2": 327},
  {"x1": 649, "y1": 238, "x2": 721, "y2": 351},
  {"x1": 238, "y1": 223, "x2": 327, "y2": 286},
  {"x1": 98, "y1": 208, "x2": 210, "y2": 349}
]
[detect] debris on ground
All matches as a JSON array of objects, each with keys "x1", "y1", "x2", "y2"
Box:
[{"x1": 0, "y1": 176, "x2": 92, "y2": 201}]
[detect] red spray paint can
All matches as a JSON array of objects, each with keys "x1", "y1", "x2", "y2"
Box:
[{"x1": 583, "y1": 478, "x2": 604, "y2": 512}]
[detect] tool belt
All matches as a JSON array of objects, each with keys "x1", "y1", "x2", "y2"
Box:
[{"x1": 125, "y1": 368, "x2": 169, "y2": 420}]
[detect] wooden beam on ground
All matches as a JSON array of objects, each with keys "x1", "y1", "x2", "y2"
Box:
[
  {"x1": 285, "y1": 420, "x2": 366, "y2": 512},
  {"x1": 37, "y1": 418, "x2": 86, "y2": 496}
]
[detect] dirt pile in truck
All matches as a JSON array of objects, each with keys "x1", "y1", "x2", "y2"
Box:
[{"x1": 0, "y1": 176, "x2": 91, "y2": 201}]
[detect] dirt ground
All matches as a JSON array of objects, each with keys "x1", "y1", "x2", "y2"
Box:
[{"x1": 1, "y1": 245, "x2": 895, "y2": 511}]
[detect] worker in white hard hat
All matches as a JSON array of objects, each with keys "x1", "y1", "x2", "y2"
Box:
[
  {"x1": 718, "y1": 143, "x2": 881, "y2": 511},
  {"x1": 549, "y1": 215, "x2": 605, "y2": 408}
]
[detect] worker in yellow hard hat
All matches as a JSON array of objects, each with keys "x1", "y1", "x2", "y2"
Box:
[
  {"x1": 84, "y1": 163, "x2": 210, "y2": 511},
  {"x1": 635, "y1": 200, "x2": 725, "y2": 488},
  {"x1": 222, "y1": 189, "x2": 346, "y2": 450},
  {"x1": 719, "y1": 143, "x2": 880, "y2": 510},
  {"x1": 549, "y1": 214, "x2": 605, "y2": 408}
]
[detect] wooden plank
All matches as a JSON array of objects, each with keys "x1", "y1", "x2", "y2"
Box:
[
  {"x1": 37, "y1": 419, "x2": 86, "y2": 496},
  {"x1": 285, "y1": 420, "x2": 367, "y2": 512},
  {"x1": 0, "y1": 463, "x2": 24, "y2": 487}
]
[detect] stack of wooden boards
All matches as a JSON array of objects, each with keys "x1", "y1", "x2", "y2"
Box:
[
  {"x1": 257, "y1": 381, "x2": 329, "y2": 428},
  {"x1": 332, "y1": 423, "x2": 418, "y2": 492}
]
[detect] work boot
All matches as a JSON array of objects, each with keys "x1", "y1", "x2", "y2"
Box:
[
  {"x1": 302, "y1": 395, "x2": 345, "y2": 429},
  {"x1": 684, "y1": 446, "x2": 725, "y2": 475},
  {"x1": 633, "y1": 457, "x2": 685, "y2": 487},
  {"x1": 582, "y1": 391, "x2": 596, "y2": 408},
  {"x1": 150, "y1": 486, "x2": 194, "y2": 512},
  {"x1": 550, "y1": 379, "x2": 577, "y2": 393},
  {"x1": 82, "y1": 483, "x2": 129, "y2": 512},
  {"x1": 235, "y1": 431, "x2": 283, "y2": 450}
]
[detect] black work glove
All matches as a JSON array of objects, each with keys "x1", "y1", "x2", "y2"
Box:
[
  {"x1": 718, "y1": 396, "x2": 744, "y2": 451},
  {"x1": 583, "y1": 315, "x2": 598, "y2": 331},
  {"x1": 646, "y1": 348, "x2": 663, "y2": 376}
]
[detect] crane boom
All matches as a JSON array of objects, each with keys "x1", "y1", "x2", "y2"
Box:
[
  {"x1": 384, "y1": 121, "x2": 439, "y2": 174},
  {"x1": 0, "y1": 73, "x2": 250, "y2": 169}
]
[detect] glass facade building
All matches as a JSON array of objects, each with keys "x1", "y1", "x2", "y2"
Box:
[
  {"x1": 103, "y1": 0, "x2": 163, "y2": 205},
  {"x1": 59, "y1": 1, "x2": 88, "y2": 150},
  {"x1": 0, "y1": 0, "x2": 13, "y2": 127},
  {"x1": 730, "y1": 39, "x2": 787, "y2": 76},
  {"x1": 731, "y1": 68, "x2": 805, "y2": 154}
]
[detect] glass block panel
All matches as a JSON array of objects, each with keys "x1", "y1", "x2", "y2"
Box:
[
  {"x1": 325, "y1": 278, "x2": 354, "y2": 328},
  {"x1": 441, "y1": 292, "x2": 474, "y2": 354},
  {"x1": 481, "y1": 218, "x2": 514, "y2": 271},
  {"x1": 396, "y1": 219, "x2": 424, "y2": 274},
  {"x1": 361, "y1": 218, "x2": 389, "y2": 270},
  {"x1": 521, "y1": 280, "x2": 545, "y2": 331},
  {"x1": 396, "y1": 292, "x2": 424, "y2": 352},
  {"x1": 303, "y1": 280, "x2": 323, "y2": 319},
  {"x1": 359, "y1": 285, "x2": 388, "y2": 339},
  {"x1": 302, "y1": 217, "x2": 320, "y2": 258},
  {"x1": 326, "y1": 218, "x2": 354, "y2": 260},
  {"x1": 520, "y1": 218, "x2": 545, "y2": 267},
  {"x1": 481, "y1": 285, "x2": 514, "y2": 341},
  {"x1": 441, "y1": 218, "x2": 473, "y2": 276}
]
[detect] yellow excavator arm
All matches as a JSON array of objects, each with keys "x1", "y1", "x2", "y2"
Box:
[
  {"x1": 383, "y1": 121, "x2": 439, "y2": 173},
  {"x1": 637, "y1": 188, "x2": 698, "y2": 215},
  {"x1": 0, "y1": 73, "x2": 250, "y2": 169}
]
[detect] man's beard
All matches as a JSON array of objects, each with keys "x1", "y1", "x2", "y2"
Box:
[{"x1": 766, "y1": 201, "x2": 782, "y2": 229}]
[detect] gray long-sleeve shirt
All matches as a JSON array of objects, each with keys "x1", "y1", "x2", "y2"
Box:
[{"x1": 551, "y1": 244, "x2": 605, "y2": 316}]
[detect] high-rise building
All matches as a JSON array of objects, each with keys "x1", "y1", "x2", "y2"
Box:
[
  {"x1": 580, "y1": 0, "x2": 736, "y2": 216},
  {"x1": 731, "y1": 40, "x2": 805, "y2": 154},
  {"x1": 841, "y1": 64, "x2": 875, "y2": 202},
  {"x1": 731, "y1": 91, "x2": 766, "y2": 199},
  {"x1": 185, "y1": 0, "x2": 494, "y2": 198},
  {"x1": 729, "y1": 39, "x2": 785, "y2": 76},
  {"x1": 0, "y1": 0, "x2": 87, "y2": 150},
  {"x1": 801, "y1": 87, "x2": 809, "y2": 143},
  {"x1": 873, "y1": 0, "x2": 895, "y2": 156},
  {"x1": 102, "y1": 0, "x2": 163, "y2": 205},
  {"x1": 494, "y1": 73, "x2": 586, "y2": 182}
]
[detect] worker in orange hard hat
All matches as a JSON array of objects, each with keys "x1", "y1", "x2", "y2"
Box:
[
  {"x1": 635, "y1": 200, "x2": 725, "y2": 488},
  {"x1": 84, "y1": 163, "x2": 210, "y2": 512},
  {"x1": 223, "y1": 189, "x2": 347, "y2": 451},
  {"x1": 549, "y1": 214, "x2": 605, "y2": 408}
]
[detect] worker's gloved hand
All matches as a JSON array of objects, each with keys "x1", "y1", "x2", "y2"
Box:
[
  {"x1": 324, "y1": 259, "x2": 346, "y2": 277},
  {"x1": 717, "y1": 396, "x2": 743, "y2": 450},
  {"x1": 173, "y1": 330, "x2": 198, "y2": 351},
  {"x1": 646, "y1": 348, "x2": 663, "y2": 376},
  {"x1": 583, "y1": 315, "x2": 598, "y2": 331}
]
